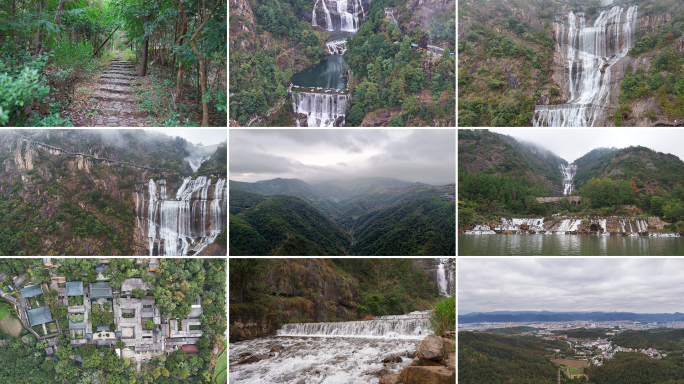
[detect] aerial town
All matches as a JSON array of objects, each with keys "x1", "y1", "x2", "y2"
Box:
[{"x1": 0, "y1": 257, "x2": 226, "y2": 384}]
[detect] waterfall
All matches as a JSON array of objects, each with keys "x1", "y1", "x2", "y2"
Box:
[
  {"x1": 436, "y1": 260, "x2": 452, "y2": 297},
  {"x1": 495, "y1": 218, "x2": 545, "y2": 232},
  {"x1": 293, "y1": 92, "x2": 347, "y2": 127},
  {"x1": 533, "y1": 5, "x2": 638, "y2": 127},
  {"x1": 140, "y1": 176, "x2": 226, "y2": 256},
  {"x1": 276, "y1": 311, "x2": 430, "y2": 339},
  {"x1": 313, "y1": 0, "x2": 363, "y2": 32},
  {"x1": 560, "y1": 164, "x2": 577, "y2": 195},
  {"x1": 326, "y1": 39, "x2": 347, "y2": 54},
  {"x1": 313, "y1": 0, "x2": 334, "y2": 31}
]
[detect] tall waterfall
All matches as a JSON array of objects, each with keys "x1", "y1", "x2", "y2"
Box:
[
  {"x1": 533, "y1": 5, "x2": 638, "y2": 127},
  {"x1": 312, "y1": 0, "x2": 364, "y2": 32},
  {"x1": 293, "y1": 92, "x2": 347, "y2": 126},
  {"x1": 436, "y1": 260, "x2": 452, "y2": 297},
  {"x1": 560, "y1": 164, "x2": 577, "y2": 195},
  {"x1": 277, "y1": 311, "x2": 430, "y2": 339},
  {"x1": 136, "y1": 176, "x2": 226, "y2": 256}
]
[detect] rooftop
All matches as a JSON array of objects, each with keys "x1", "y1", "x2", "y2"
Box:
[
  {"x1": 121, "y1": 278, "x2": 148, "y2": 292},
  {"x1": 27, "y1": 307, "x2": 53, "y2": 326},
  {"x1": 89, "y1": 281, "x2": 113, "y2": 299},
  {"x1": 66, "y1": 281, "x2": 84, "y2": 296},
  {"x1": 21, "y1": 285, "x2": 43, "y2": 298}
]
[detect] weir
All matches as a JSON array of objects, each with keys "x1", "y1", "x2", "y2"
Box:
[
  {"x1": 533, "y1": 5, "x2": 638, "y2": 127},
  {"x1": 276, "y1": 311, "x2": 430, "y2": 339},
  {"x1": 464, "y1": 217, "x2": 681, "y2": 236},
  {"x1": 292, "y1": 89, "x2": 348, "y2": 127}
]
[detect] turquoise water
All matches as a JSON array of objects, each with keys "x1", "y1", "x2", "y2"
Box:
[{"x1": 290, "y1": 55, "x2": 346, "y2": 89}]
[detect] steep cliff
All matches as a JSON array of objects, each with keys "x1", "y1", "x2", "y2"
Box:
[
  {"x1": 0, "y1": 130, "x2": 226, "y2": 256},
  {"x1": 458, "y1": 0, "x2": 681, "y2": 127}
]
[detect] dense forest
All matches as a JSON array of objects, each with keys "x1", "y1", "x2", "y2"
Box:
[
  {"x1": 0, "y1": 130, "x2": 227, "y2": 256},
  {"x1": 458, "y1": 0, "x2": 684, "y2": 127},
  {"x1": 229, "y1": 258, "x2": 448, "y2": 335},
  {"x1": 0, "y1": 0, "x2": 227, "y2": 127},
  {"x1": 458, "y1": 331, "x2": 582, "y2": 384},
  {"x1": 341, "y1": 0, "x2": 455, "y2": 126},
  {"x1": 229, "y1": 178, "x2": 455, "y2": 256},
  {"x1": 0, "y1": 258, "x2": 226, "y2": 384},
  {"x1": 458, "y1": 130, "x2": 684, "y2": 232}
]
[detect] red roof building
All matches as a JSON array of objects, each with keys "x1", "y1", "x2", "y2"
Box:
[{"x1": 181, "y1": 345, "x2": 198, "y2": 354}]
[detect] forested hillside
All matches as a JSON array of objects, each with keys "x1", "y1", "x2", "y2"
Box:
[
  {"x1": 229, "y1": 192, "x2": 352, "y2": 256},
  {"x1": 350, "y1": 195, "x2": 455, "y2": 256},
  {"x1": 458, "y1": 130, "x2": 568, "y2": 221},
  {"x1": 230, "y1": 258, "x2": 442, "y2": 339},
  {"x1": 342, "y1": 0, "x2": 455, "y2": 126},
  {"x1": 229, "y1": 177, "x2": 455, "y2": 255},
  {"x1": 459, "y1": 331, "x2": 573, "y2": 384},
  {"x1": 572, "y1": 146, "x2": 684, "y2": 228},
  {"x1": 0, "y1": 0, "x2": 227, "y2": 127}
]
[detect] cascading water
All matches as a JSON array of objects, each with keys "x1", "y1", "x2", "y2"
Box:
[
  {"x1": 293, "y1": 92, "x2": 347, "y2": 127},
  {"x1": 560, "y1": 164, "x2": 577, "y2": 195},
  {"x1": 312, "y1": 0, "x2": 364, "y2": 32},
  {"x1": 277, "y1": 311, "x2": 430, "y2": 339},
  {"x1": 137, "y1": 176, "x2": 226, "y2": 256},
  {"x1": 326, "y1": 39, "x2": 347, "y2": 54},
  {"x1": 533, "y1": 5, "x2": 638, "y2": 127},
  {"x1": 436, "y1": 260, "x2": 452, "y2": 297}
]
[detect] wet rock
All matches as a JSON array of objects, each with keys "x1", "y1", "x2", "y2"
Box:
[
  {"x1": 365, "y1": 367, "x2": 390, "y2": 377},
  {"x1": 270, "y1": 345, "x2": 284, "y2": 353},
  {"x1": 380, "y1": 374, "x2": 399, "y2": 384},
  {"x1": 237, "y1": 353, "x2": 270, "y2": 365},
  {"x1": 383, "y1": 354, "x2": 403, "y2": 363},
  {"x1": 416, "y1": 334, "x2": 444, "y2": 361},
  {"x1": 410, "y1": 357, "x2": 443, "y2": 367},
  {"x1": 296, "y1": 380, "x2": 306, "y2": 384},
  {"x1": 404, "y1": 350, "x2": 416, "y2": 358},
  {"x1": 395, "y1": 366, "x2": 455, "y2": 384}
]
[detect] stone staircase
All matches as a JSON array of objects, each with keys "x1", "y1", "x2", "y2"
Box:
[{"x1": 90, "y1": 57, "x2": 147, "y2": 127}]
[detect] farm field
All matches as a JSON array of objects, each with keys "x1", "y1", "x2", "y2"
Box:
[
  {"x1": 552, "y1": 358, "x2": 589, "y2": 371},
  {"x1": 564, "y1": 365, "x2": 584, "y2": 377}
]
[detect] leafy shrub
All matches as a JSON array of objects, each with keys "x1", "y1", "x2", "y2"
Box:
[
  {"x1": 49, "y1": 38, "x2": 96, "y2": 73},
  {"x1": 429, "y1": 296, "x2": 455, "y2": 335},
  {"x1": 0, "y1": 67, "x2": 50, "y2": 126}
]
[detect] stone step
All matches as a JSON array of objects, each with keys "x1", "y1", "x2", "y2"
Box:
[
  {"x1": 92, "y1": 92, "x2": 129, "y2": 102},
  {"x1": 100, "y1": 74, "x2": 136, "y2": 80},
  {"x1": 106, "y1": 70, "x2": 136, "y2": 75},
  {"x1": 99, "y1": 84, "x2": 133, "y2": 94},
  {"x1": 98, "y1": 79, "x2": 133, "y2": 86}
]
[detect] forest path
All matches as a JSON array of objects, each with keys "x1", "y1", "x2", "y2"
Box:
[{"x1": 74, "y1": 55, "x2": 151, "y2": 127}]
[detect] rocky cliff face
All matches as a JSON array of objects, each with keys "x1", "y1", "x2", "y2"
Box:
[{"x1": 229, "y1": 0, "x2": 256, "y2": 51}]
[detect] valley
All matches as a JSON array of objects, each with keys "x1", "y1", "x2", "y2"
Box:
[
  {"x1": 459, "y1": 129, "x2": 684, "y2": 255},
  {"x1": 231, "y1": 129, "x2": 456, "y2": 256}
]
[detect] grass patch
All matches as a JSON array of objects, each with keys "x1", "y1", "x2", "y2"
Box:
[
  {"x1": 213, "y1": 340, "x2": 227, "y2": 384},
  {"x1": 429, "y1": 296, "x2": 455, "y2": 335},
  {"x1": 0, "y1": 306, "x2": 9, "y2": 321}
]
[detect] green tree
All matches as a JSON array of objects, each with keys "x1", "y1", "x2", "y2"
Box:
[
  {"x1": 389, "y1": 115, "x2": 405, "y2": 127},
  {"x1": 347, "y1": 105, "x2": 366, "y2": 127}
]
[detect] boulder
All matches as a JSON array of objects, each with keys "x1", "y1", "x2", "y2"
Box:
[
  {"x1": 380, "y1": 373, "x2": 399, "y2": 384},
  {"x1": 383, "y1": 354, "x2": 403, "y2": 363},
  {"x1": 416, "y1": 334, "x2": 445, "y2": 361},
  {"x1": 237, "y1": 354, "x2": 270, "y2": 365},
  {"x1": 441, "y1": 337, "x2": 455, "y2": 356},
  {"x1": 410, "y1": 357, "x2": 443, "y2": 367},
  {"x1": 270, "y1": 345, "x2": 284, "y2": 353},
  {"x1": 395, "y1": 366, "x2": 455, "y2": 384}
]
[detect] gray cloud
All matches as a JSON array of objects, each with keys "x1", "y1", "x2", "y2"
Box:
[
  {"x1": 459, "y1": 258, "x2": 684, "y2": 314},
  {"x1": 229, "y1": 129, "x2": 456, "y2": 185},
  {"x1": 489, "y1": 128, "x2": 684, "y2": 164}
]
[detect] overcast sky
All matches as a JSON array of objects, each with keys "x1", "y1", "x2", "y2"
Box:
[
  {"x1": 489, "y1": 128, "x2": 684, "y2": 164},
  {"x1": 146, "y1": 129, "x2": 226, "y2": 146},
  {"x1": 459, "y1": 258, "x2": 684, "y2": 314},
  {"x1": 229, "y1": 129, "x2": 456, "y2": 185}
]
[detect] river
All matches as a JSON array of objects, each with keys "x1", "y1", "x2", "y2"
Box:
[
  {"x1": 458, "y1": 234, "x2": 684, "y2": 256},
  {"x1": 229, "y1": 311, "x2": 429, "y2": 383}
]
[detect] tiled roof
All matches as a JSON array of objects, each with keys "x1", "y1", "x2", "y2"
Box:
[
  {"x1": 27, "y1": 307, "x2": 53, "y2": 326},
  {"x1": 66, "y1": 281, "x2": 84, "y2": 296},
  {"x1": 21, "y1": 285, "x2": 43, "y2": 298}
]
